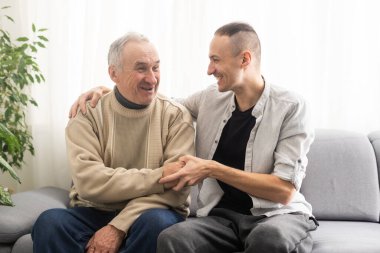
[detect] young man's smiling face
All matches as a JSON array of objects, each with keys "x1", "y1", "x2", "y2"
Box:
[{"x1": 207, "y1": 35, "x2": 244, "y2": 93}]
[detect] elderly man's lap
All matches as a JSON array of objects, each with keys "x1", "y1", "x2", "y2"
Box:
[{"x1": 32, "y1": 207, "x2": 183, "y2": 253}]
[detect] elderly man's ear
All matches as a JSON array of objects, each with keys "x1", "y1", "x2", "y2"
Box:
[{"x1": 108, "y1": 66, "x2": 119, "y2": 83}]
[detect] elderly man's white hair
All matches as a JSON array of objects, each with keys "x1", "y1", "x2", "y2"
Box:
[{"x1": 108, "y1": 32, "x2": 150, "y2": 70}]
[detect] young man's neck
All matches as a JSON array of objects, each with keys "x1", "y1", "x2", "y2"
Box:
[{"x1": 234, "y1": 75, "x2": 265, "y2": 112}]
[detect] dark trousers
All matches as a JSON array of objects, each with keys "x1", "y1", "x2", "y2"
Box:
[
  {"x1": 31, "y1": 207, "x2": 184, "y2": 253},
  {"x1": 157, "y1": 208, "x2": 318, "y2": 253}
]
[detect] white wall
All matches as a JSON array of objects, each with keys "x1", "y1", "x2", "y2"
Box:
[{"x1": 1, "y1": 0, "x2": 379, "y2": 192}]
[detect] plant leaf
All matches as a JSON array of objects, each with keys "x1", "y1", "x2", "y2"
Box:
[
  {"x1": 27, "y1": 73, "x2": 34, "y2": 83},
  {"x1": 16, "y1": 37, "x2": 28, "y2": 42},
  {"x1": 32, "y1": 23, "x2": 36, "y2": 32},
  {"x1": 0, "y1": 123, "x2": 21, "y2": 154},
  {"x1": 29, "y1": 99, "x2": 38, "y2": 106},
  {"x1": 29, "y1": 44, "x2": 37, "y2": 52},
  {"x1": 5, "y1": 15, "x2": 14, "y2": 23},
  {"x1": 0, "y1": 186, "x2": 14, "y2": 206},
  {"x1": 38, "y1": 35, "x2": 48, "y2": 42},
  {"x1": 36, "y1": 41, "x2": 45, "y2": 48},
  {"x1": 35, "y1": 74, "x2": 41, "y2": 83},
  {"x1": 38, "y1": 28, "x2": 48, "y2": 32},
  {"x1": 1, "y1": 6, "x2": 11, "y2": 9},
  {"x1": 0, "y1": 156, "x2": 21, "y2": 184}
]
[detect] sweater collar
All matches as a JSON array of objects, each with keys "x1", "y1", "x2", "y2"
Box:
[
  {"x1": 114, "y1": 86, "x2": 148, "y2": 110},
  {"x1": 110, "y1": 88, "x2": 155, "y2": 118}
]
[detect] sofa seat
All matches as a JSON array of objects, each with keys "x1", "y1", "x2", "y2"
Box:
[{"x1": 311, "y1": 221, "x2": 380, "y2": 253}]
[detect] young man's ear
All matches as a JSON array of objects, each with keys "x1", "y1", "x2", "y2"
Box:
[
  {"x1": 241, "y1": 51, "x2": 252, "y2": 67},
  {"x1": 108, "y1": 66, "x2": 118, "y2": 83}
]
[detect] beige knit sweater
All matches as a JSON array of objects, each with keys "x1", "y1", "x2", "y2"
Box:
[{"x1": 65, "y1": 90, "x2": 195, "y2": 233}]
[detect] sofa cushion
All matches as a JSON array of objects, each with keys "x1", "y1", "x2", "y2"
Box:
[
  {"x1": 0, "y1": 187, "x2": 69, "y2": 243},
  {"x1": 311, "y1": 221, "x2": 380, "y2": 253},
  {"x1": 10, "y1": 234, "x2": 32, "y2": 253},
  {"x1": 301, "y1": 129, "x2": 380, "y2": 221},
  {"x1": 0, "y1": 244, "x2": 12, "y2": 253}
]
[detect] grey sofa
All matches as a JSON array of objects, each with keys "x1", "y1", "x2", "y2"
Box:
[{"x1": 1, "y1": 129, "x2": 380, "y2": 253}]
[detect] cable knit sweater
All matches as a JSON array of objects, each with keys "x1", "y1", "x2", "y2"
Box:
[{"x1": 65, "y1": 90, "x2": 195, "y2": 233}]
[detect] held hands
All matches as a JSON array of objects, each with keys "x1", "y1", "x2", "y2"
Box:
[
  {"x1": 160, "y1": 155, "x2": 212, "y2": 191},
  {"x1": 162, "y1": 161, "x2": 186, "y2": 189},
  {"x1": 86, "y1": 224, "x2": 125, "y2": 253},
  {"x1": 69, "y1": 86, "x2": 111, "y2": 118}
]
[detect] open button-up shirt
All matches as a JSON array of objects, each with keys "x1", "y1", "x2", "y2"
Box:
[{"x1": 179, "y1": 81, "x2": 314, "y2": 217}]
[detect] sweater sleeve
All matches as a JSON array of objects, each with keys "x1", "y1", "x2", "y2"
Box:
[
  {"x1": 65, "y1": 110, "x2": 165, "y2": 204},
  {"x1": 109, "y1": 188, "x2": 190, "y2": 233}
]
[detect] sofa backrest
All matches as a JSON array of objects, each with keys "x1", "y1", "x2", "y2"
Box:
[
  {"x1": 189, "y1": 129, "x2": 380, "y2": 222},
  {"x1": 301, "y1": 129, "x2": 380, "y2": 222}
]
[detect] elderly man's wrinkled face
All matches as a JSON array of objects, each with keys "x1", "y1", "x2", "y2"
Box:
[{"x1": 109, "y1": 41, "x2": 160, "y2": 105}]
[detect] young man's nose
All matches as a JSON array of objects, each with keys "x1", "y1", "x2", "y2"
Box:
[{"x1": 207, "y1": 62, "x2": 216, "y2": 76}]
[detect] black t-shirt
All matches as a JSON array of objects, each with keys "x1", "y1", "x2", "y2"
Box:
[{"x1": 212, "y1": 105, "x2": 256, "y2": 215}]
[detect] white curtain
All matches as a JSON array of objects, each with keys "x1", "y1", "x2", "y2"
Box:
[{"x1": 1, "y1": 0, "x2": 380, "y2": 192}]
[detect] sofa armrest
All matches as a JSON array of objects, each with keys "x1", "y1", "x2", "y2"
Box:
[
  {"x1": 0, "y1": 186, "x2": 69, "y2": 244},
  {"x1": 369, "y1": 131, "x2": 380, "y2": 171}
]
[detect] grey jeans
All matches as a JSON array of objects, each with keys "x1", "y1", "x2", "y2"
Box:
[{"x1": 157, "y1": 208, "x2": 318, "y2": 253}]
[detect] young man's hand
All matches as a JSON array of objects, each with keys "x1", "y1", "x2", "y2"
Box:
[
  {"x1": 160, "y1": 155, "x2": 212, "y2": 191},
  {"x1": 69, "y1": 86, "x2": 111, "y2": 118},
  {"x1": 161, "y1": 161, "x2": 185, "y2": 189}
]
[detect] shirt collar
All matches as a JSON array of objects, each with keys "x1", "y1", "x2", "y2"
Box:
[
  {"x1": 251, "y1": 76, "x2": 270, "y2": 118},
  {"x1": 228, "y1": 76, "x2": 270, "y2": 118}
]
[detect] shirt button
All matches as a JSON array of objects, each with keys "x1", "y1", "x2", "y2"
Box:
[
  {"x1": 223, "y1": 120, "x2": 226, "y2": 123},
  {"x1": 215, "y1": 140, "x2": 218, "y2": 144}
]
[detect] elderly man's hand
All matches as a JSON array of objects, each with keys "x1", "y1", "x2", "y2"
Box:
[
  {"x1": 161, "y1": 161, "x2": 185, "y2": 189},
  {"x1": 69, "y1": 86, "x2": 111, "y2": 118},
  {"x1": 86, "y1": 224, "x2": 125, "y2": 253}
]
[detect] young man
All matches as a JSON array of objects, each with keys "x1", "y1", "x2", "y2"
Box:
[
  {"x1": 32, "y1": 33, "x2": 195, "y2": 253},
  {"x1": 70, "y1": 22, "x2": 318, "y2": 253}
]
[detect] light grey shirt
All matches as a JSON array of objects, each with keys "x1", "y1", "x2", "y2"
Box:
[{"x1": 179, "y1": 82, "x2": 314, "y2": 217}]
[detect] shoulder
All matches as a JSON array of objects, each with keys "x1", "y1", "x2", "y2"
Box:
[
  {"x1": 268, "y1": 84, "x2": 307, "y2": 109},
  {"x1": 155, "y1": 94, "x2": 193, "y2": 123},
  {"x1": 193, "y1": 84, "x2": 233, "y2": 104},
  {"x1": 68, "y1": 92, "x2": 111, "y2": 128}
]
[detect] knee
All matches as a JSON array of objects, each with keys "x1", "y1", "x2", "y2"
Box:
[
  {"x1": 138, "y1": 209, "x2": 183, "y2": 233},
  {"x1": 157, "y1": 223, "x2": 185, "y2": 252},
  {"x1": 32, "y1": 208, "x2": 70, "y2": 239},
  {"x1": 246, "y1": 223, "x2": 288, "y2": 252},
  {"x1": 34, "y1": 209, "x2": 66, "y2": 230},
  {"x1": 157, "y1": 225, "x2": 177, "y2": 242}
]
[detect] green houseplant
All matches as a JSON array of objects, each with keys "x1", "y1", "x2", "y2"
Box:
[{"x1": 0, "y1": 6, "x2": 47, "y2": 205}]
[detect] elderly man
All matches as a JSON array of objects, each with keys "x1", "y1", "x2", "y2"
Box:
[
  {"x1": 32, "y1": 32, "x2": 195, "y2": 253},
  {"x1": 70, "y1": 22, "x2": 318, "y2": 253}
]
